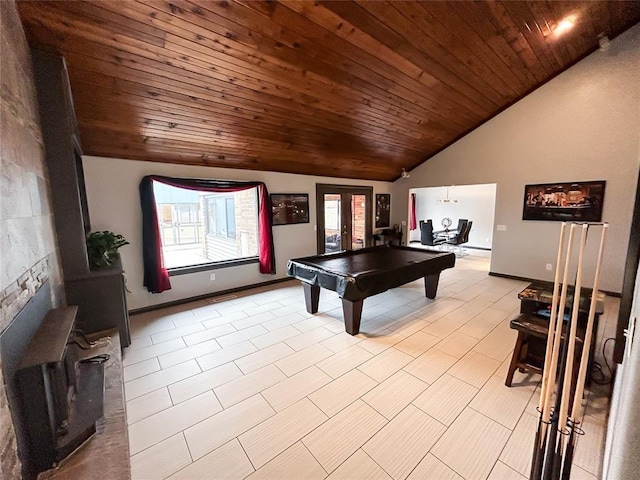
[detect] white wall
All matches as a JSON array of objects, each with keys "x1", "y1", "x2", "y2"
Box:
[
  {"x1": 604, "y1": 258, "x2": 640, "y2": 478},
  {"x1": 408, "y1": 184, "x2": 497, "y2": 249},
  {"x1": 82, "y1": 157, "x2": 391, "y2": 310},
  {"x1": 392, "y1": 25, "x2": 640, "y2": 293}
]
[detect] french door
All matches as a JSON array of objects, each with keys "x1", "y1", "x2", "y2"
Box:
[{"x1": 316, "y1": 184, "x2": 373, "y2": 254}]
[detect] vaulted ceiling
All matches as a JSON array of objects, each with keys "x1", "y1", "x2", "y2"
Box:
[{"x1": 17, "y1": 1, "x2": 640, "y2": 181}]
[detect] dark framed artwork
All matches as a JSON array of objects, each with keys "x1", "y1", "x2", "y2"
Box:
[
  {"x1": 375, "y1": 193, "x2": 391, "y2": 228},
  {"x1": 522, "y1": 181, "x2": 606, "y2": 222},
  {"x1": 271, "y1": 193, "x2": 310, "y2": 225}
]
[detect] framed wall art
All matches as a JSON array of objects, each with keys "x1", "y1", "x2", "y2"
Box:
[
  {"x1": 375, "y1": 193, "x2": 391, "y2": 228},
  {"x1": 522, "y1": 180, "x2": 606, "y2": 222},
  {"x1": 270, "y1": 193, "x2": 310, "y2": 225}
]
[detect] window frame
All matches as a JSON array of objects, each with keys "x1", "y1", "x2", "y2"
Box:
[
  {"x1": 141, "y1": 175, "x2": 275, "y2": 294},
  {"x1": 168, "y1": 256, "x2": 259, "y2": 276},
  {"x1": 154, "y1": 184, "x2": 260, "y2": 274}
]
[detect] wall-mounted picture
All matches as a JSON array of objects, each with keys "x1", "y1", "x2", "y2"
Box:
[
  {"x1": 375, "y1": 193, "x2": 391, "y2": 228},
  {"x1": 522, "y1": 180, "x2": 606, "y2": 222},
  {"x1": 271, "y1": 193, "x2": 310, "y2": 225}
]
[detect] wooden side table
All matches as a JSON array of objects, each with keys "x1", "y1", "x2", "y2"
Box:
[
  {"x1": 505, "y1": 313, "x2": 584, "y2": 387},
  {"x1": 373, "y1": 230, "x2": 402, "y2": 246},
  {"x1": 505, "y1": 281, "x2": 604, "y2": 387}
]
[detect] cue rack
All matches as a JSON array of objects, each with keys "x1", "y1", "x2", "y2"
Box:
[{"x1": 530, "y1": 221, "x2": 608, "y2": 480}]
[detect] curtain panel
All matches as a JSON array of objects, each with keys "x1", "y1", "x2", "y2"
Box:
[
  {"x1": 410, "y1": 193, "x2": 417, "y2": 231},
  {"x1": 139, "y1": 175, "x2": 276, "y2": 294}
]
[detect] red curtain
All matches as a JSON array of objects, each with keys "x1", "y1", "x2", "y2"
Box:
[
  {"x1": 139, "y1": 175, "x2": 275, "y2": 294},
  {"x1": 410, "y1": 193, "x2": 417, "y2": 230}
]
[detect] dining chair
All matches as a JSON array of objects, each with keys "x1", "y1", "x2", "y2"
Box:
[
  {"x1": 455, "y1": 218, "x2": 468, "y2": 234},
  {"x1": 419, "y1": 220, "x2": 446, "y2": 248},
  {"x1": 446, "y1": 220, "x2": 471, "y2": 256}
]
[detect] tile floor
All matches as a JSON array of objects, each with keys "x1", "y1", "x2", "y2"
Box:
[{"x1": 125, "y1": 250, "x2": 616, "y2": 479}]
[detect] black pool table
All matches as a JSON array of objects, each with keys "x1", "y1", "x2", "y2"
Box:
[{"x1": 287, "y1": 245, "x2": 456, "y2": 335}]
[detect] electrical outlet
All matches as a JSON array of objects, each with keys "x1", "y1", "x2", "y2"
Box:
[
  {"x1": 546, "y1": 264, "x2": 553, "y2": 271},
  {"x1": 497, "y1": 225, "x2": 507, "y2": 231},
  {"x1": 209, "y1": 273, "x2": 216, "y2": 281}
]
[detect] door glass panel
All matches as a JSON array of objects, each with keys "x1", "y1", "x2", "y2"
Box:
[
  {"x1": 324, "y1": 194, "x2": 341, "y2": 252},
  {"x1": 317, "y1": 184, "x2": 371, "y2": 254},
  {"x1": 351, "y1": 194, "x2": 366, "y2": 250}
]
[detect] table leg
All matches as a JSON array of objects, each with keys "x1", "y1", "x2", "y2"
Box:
[
  {"x1": 302, "y1": 283, "x2": 320, "y2": 314},
  {"x1": 424, "y1": 274, "x2": 441, "y2": 299},
  {"x1": 505, "y1": 331, "x2": 526, "y2": 387},
  {"x1": 342, "y1": 299, "x2": 364, "y2": 335}
]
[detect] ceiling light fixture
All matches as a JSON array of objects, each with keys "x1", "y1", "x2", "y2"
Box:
[
  {"x1": 553, "y1": 15, "x2": 577, "y2": 37},
  {"x1": 401, "y1": 168, "x2": 411, "y2": 179},
  {"x1": 438, "y1": 186, "x2": 458, "y2": 204}
]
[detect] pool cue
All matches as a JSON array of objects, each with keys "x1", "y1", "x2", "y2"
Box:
[
  {"x1": 541, "y1": 223, "x2": 577, "y2": 480},
  {"x1": 561, "y1": 224, "x2": 608, "y2": 479},
  {"x1": 530, "y1": 222, "x2": 567, "y2": 480},
  {"x1": 552, "y1": 223, "x2": 589, "y2": 479}
]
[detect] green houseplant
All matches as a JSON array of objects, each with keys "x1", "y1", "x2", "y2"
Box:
[{"x1": 86, "y1": 230, "x2": 129, "y2": 270}]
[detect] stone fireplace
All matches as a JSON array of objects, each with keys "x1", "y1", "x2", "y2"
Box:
[
  {"x1": 1, "y1": 281, "x2": 106, "y2": 479},
  {"x1": 1, "y1": 3, "x2": 129, "y2": 478},
  {"x1": 0, "y1": 259, "x2": 61, "y2": 479},
  {"x1": 1, "y1": 2, "x2": 64, "y2": 477}
]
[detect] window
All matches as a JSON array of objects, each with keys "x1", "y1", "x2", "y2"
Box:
[
  {"x1": 324, "y1": 198, "x2": 340, "y2": 230},
  {"x1": 141, "y1": 175, "x2": 275, "y2": 293},
  {"x1": 205, "y1": 196, "x2": 236, "y2": 239},
  {"x1": 175, "y1": 204, "x2": 199, "y2": 224},
  {"x1": 153, "y1": 183, "x2": 259, "y2": 270}
]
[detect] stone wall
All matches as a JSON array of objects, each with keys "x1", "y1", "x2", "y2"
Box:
[{"x1": 0, "y1": 1, "x2": 64, "y2": 478}]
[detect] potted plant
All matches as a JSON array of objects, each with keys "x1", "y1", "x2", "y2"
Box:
[{"x1": 86, "y1": 230, "x2": 129, "y2": 270}]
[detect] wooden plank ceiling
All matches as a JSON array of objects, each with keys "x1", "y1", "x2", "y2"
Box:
[{"x1": 17, "y1": 1, "x2": 640, "y2": 181}]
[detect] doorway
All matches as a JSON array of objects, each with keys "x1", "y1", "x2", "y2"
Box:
[
  {"x1": 408, "y1": 184, "x2": 497, "y2": 252},
  {"x1": 316, "y1": 184, "x2": 373, "y2": 254}
]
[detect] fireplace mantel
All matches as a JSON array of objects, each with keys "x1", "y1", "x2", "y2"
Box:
[{"x1": 19, "y1": 306, "x2": 77, "y2": 368}]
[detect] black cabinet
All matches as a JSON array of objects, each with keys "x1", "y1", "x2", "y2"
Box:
[
  {"x1": 32, "y1": 49, "x2": 130, "y2": 346},
  {"x1": 65, "y1": 258, "x2": 131, "y2": 347}
]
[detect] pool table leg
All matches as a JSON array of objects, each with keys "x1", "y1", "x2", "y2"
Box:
[
  {"x1": 424, "y1": 274, "x2": 441, "y2": 299},
  {"x1": 302, "y1": 283, "x2": 320, "y2": 314},
  {"x1": 342, "y1": 299, "x2": 364, "y2": 335}
]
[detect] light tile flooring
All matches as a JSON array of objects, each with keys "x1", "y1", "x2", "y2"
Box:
[{"x1": 125, "y1": 250, "x2": 616, "y2": 479}]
